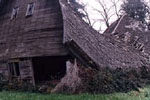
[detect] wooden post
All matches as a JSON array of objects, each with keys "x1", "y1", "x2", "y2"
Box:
[
  {"x1": 30, "y1": 58, "x2": 36, "y2": 86},
  {"x1": 7, "y1": 62, "x2": 12, "y2": 83}
]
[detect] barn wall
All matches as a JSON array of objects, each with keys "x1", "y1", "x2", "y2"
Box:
[
  {"x1": 0, "y1": 62, "x2": 9, "y2": 79},
  {"x1": 0, "y1": 0, "x2": 68, "y2": 60},
  {"x1": 6, "y1": 58, "x2": 34, "y2": 84},
  {"x1": 19, "y1": 59, "x2": 35, "y2": 84}
]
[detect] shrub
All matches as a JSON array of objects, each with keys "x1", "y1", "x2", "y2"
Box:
[{"x1": 83, "y1": 67, "x2": 149, "y2": 94}]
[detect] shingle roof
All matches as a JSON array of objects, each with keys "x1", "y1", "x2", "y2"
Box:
[{"x1": 59, "y1": 0, "x2": 150, "y2": 69}]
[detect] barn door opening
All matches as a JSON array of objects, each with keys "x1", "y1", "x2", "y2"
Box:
[{"x1": 32, "y1": 56, "x2": 67, "y2": 84}]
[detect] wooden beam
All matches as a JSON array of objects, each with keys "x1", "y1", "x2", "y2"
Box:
[
  {"x1": 65, "y1": 40, "x2": 99, "y2": 70},
  {"x1": 30, "y1": 58, "x2": 36, "y2": 86}
]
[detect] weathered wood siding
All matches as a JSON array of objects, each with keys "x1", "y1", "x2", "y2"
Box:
[
  {"x1": 0, "y1": 62, "x2": 9, "y2": 79},
  {"x1": 19, "y1": 59, "x2": 34, "y2": 84},
  {"x1": 59, "y1": 0, "x2": 150, "y2": 69},
  {"x1": 0, "y1": 0, "x2": 68, "y2": 60}
]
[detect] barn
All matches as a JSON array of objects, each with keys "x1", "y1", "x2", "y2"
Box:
[
  {"x1": 0, "y1": 0, "x2": 69, "y2": 85},
  {"x1": 0, "y1": 0, "x2": 149, "y2": 86}
]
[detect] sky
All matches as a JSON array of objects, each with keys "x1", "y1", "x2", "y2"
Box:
[
  {"x1": 78, "y1": 0, "x2": 123, "y2": 32},
  {"x1": 79, "y1": 0, "x2": 150, "y2": 32}
]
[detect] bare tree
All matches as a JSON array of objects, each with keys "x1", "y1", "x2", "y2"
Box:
[
  {"x1": 69, "y1": 0, "x2": 122, "y2": 32},
  {"x1": 91, "y1": 0, "x2": 122, "y2": 31},
  {"x1": 110, "y1": 0, "x2": 121, "y2": 18},
  {"x1": 92, "y1": 0, "x2": 114, "y2": 28}
]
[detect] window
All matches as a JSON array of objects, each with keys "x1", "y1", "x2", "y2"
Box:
[
  {"x1": 9, "y1": 62, "x2": 20, "y2": 77},
  {"x1": 26, "y1": 2, "x2": 35, "y2": 17},
  {"x1": 11, "y1": 7, "x2": 19, "y2": 19}
]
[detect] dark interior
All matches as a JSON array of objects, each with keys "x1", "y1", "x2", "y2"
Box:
[
  {"x1": 32, "y1": 56, "x2": 67, "y2": 83},
  {"x1": 8, "y1": 62, "x2": 20, "y2": 77}
]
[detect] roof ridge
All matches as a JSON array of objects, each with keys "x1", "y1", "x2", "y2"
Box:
[{"x1": 112, "y1": 14, "x2": 126, "y2": 34}]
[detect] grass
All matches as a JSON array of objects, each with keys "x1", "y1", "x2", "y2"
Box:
[{"x1": 0, "y1": 86, "x2": 150, "y2": 100}]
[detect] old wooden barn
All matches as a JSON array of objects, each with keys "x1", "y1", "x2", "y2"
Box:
[
  {"x1": 0, "y1": 0, "x2": 150, "y2": 86},
  {"x1": 0, "y1": 0, "x2": 69, "y2": 85}
]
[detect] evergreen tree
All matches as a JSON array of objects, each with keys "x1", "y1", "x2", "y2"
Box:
[
  {"x1": 68, "y1": 0, "x2": 91, "y2": 26},
  {"x1": 68, "y1": 0, "x2": 86, "y2": 18},
  {"x1": 122, "y1": 0, "x2": 149, "y2": 23}
]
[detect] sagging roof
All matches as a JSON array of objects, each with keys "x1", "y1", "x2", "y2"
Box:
[
  {"x1": 59, "y1": 0, "x2": 150, "y2": 69},
  {"x1": 104, "y1": 14, "x2": 150, "y2": 60}
]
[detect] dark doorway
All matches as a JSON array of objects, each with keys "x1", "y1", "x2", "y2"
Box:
[
  {"x1": 8, "y1": 62, "x2": 20, "y2": 78},
  {"x1": 32, "y1": 56, "x2": 67, "y2": 83}
]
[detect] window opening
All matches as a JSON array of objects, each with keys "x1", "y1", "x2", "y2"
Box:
[
  {"x1": 11, "y1": 7, "x2": 19, "y2": 19},
  {"x1": 26, "y1": 2, "x2": 35, "y2": 16}
]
